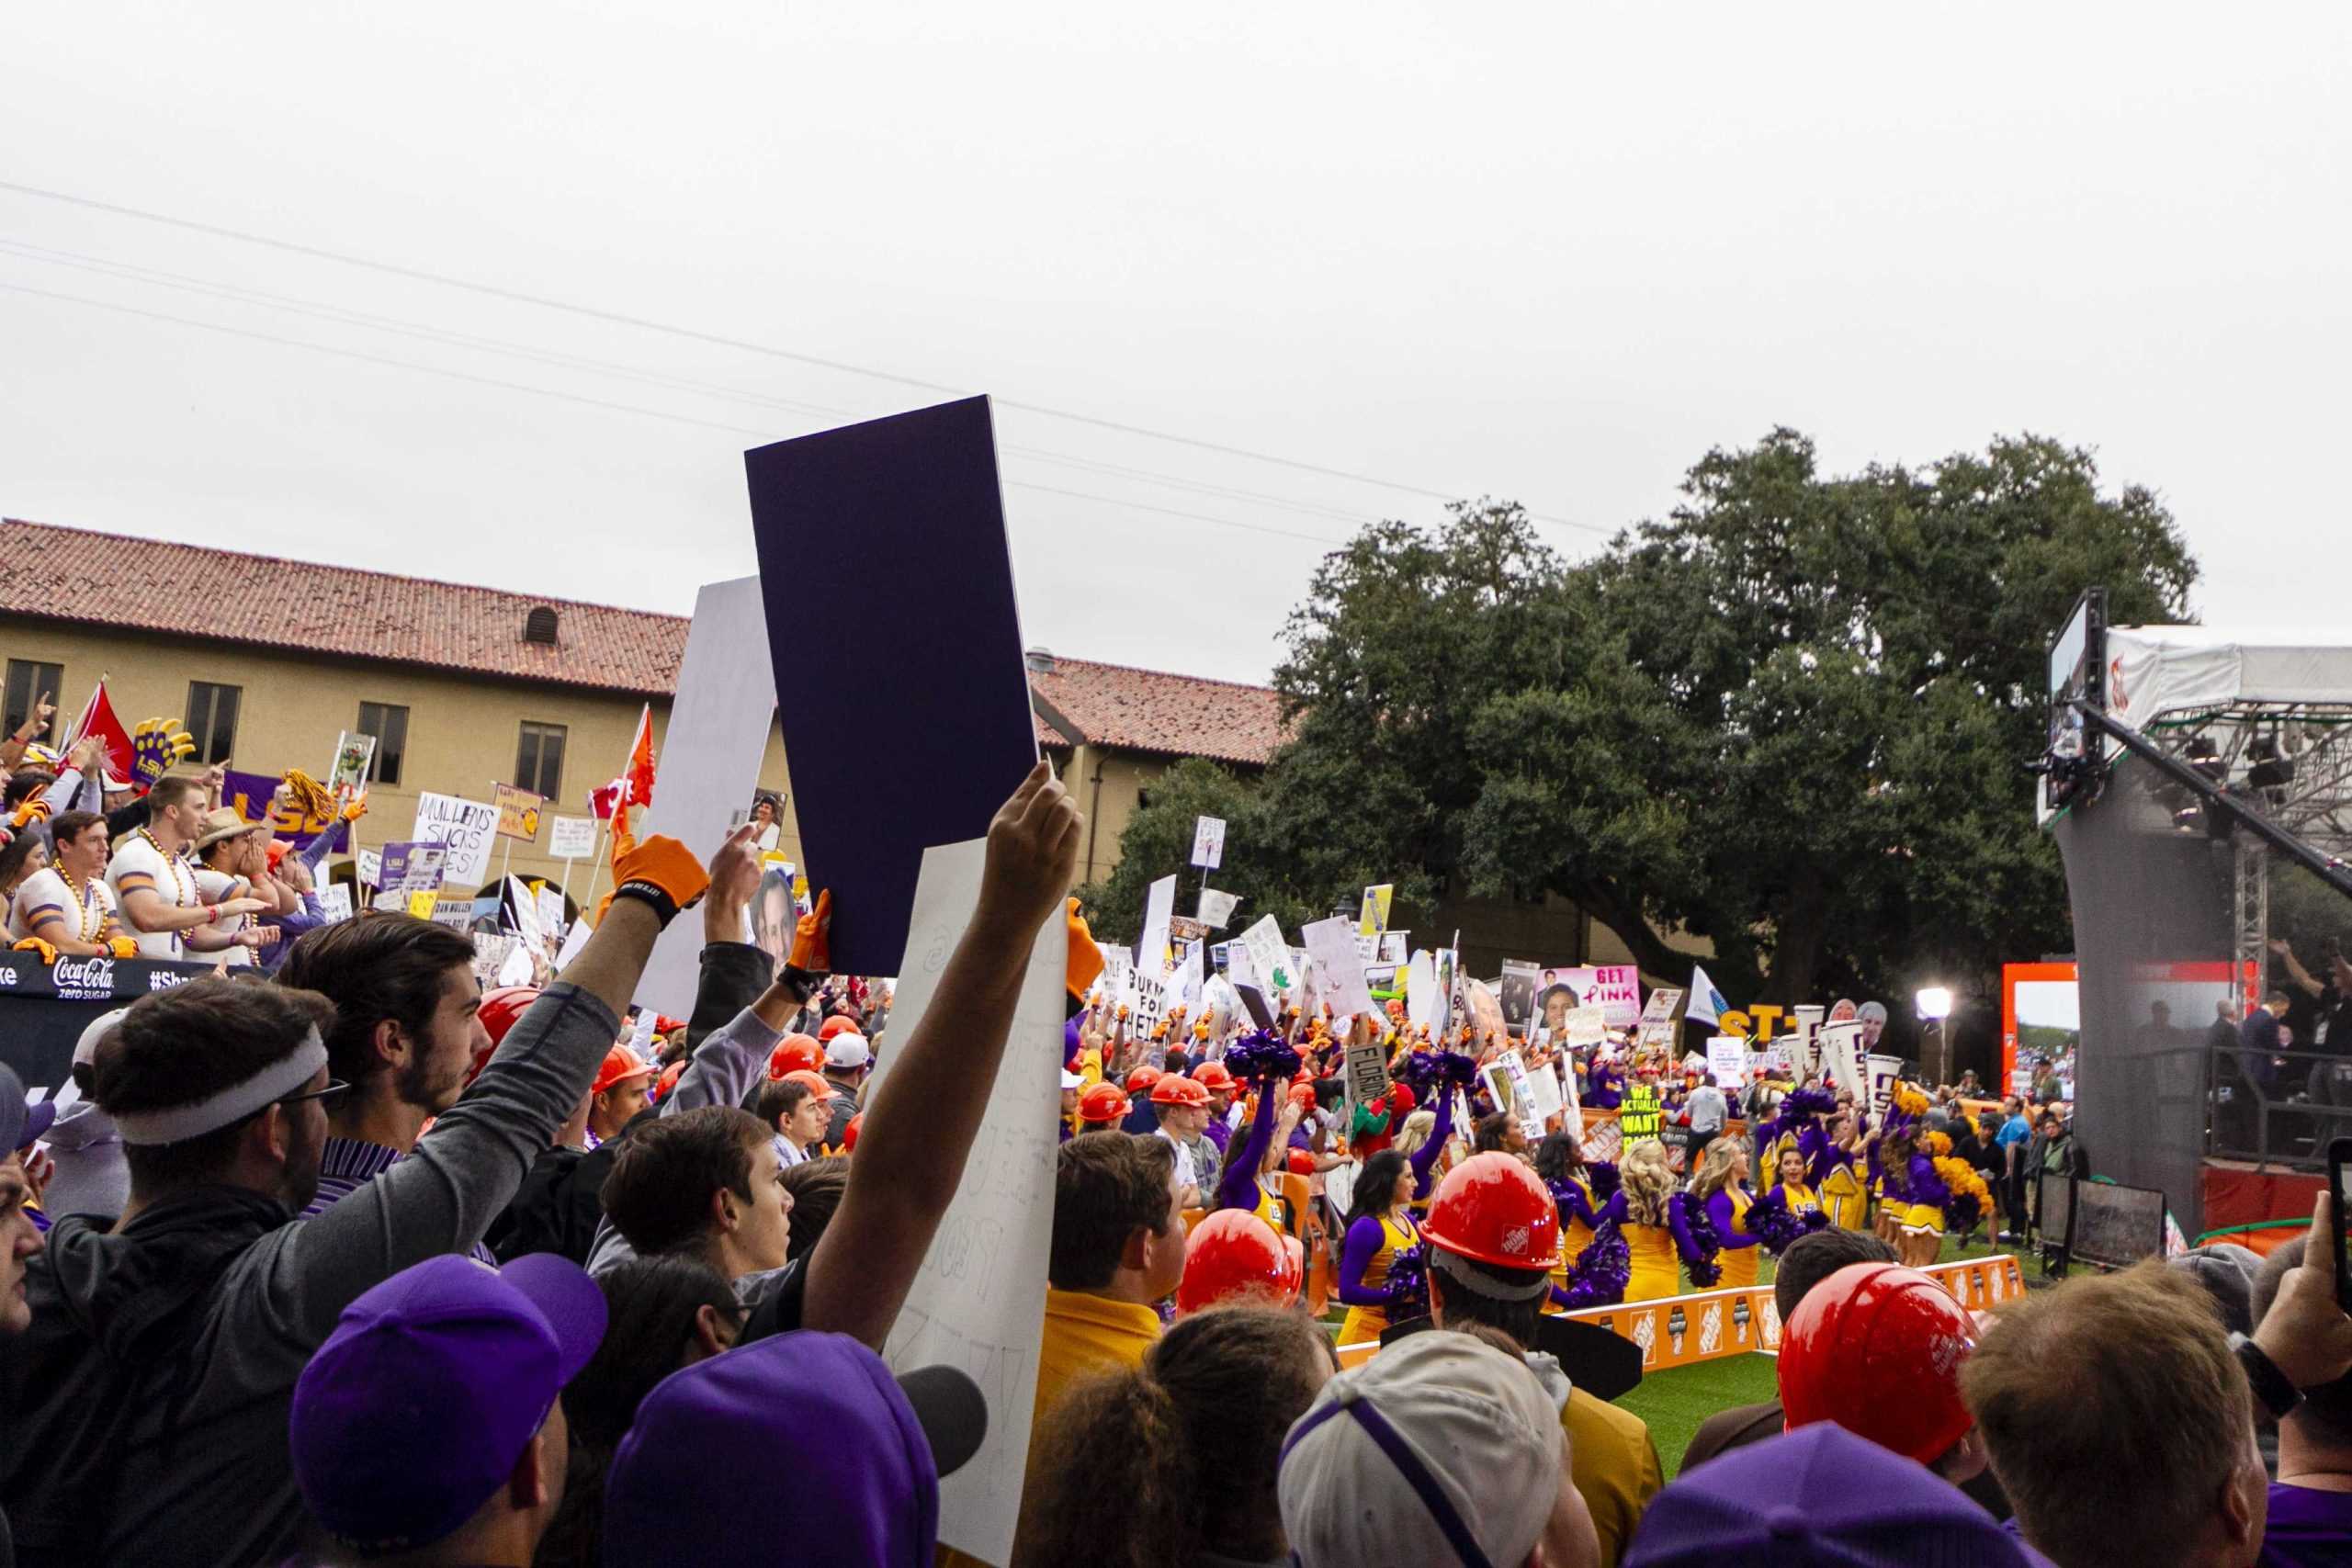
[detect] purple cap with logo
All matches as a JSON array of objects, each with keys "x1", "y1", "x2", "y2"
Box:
[
  {"x1": 290, "y1": 1252, "x2": 607, "y2": 1551},
  {"x1": 1627, "y1": 1424, "x2": 2052, "y2": 1567},
  {"x1": 603, "y1": 1329, "x2": 987, "y2": 1566}
]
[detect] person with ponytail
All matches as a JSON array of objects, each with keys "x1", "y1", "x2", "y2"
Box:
[
  {"x1": 1688, "y1": 1134, "x2": 1762, "y2": 1290},
  {"x1": 1332, "y1": 1149, "x2": 1426, "y2": 1345},
  {"x1": 1012, "y1": 1304, "x2": 1335, "y2": 1568}
]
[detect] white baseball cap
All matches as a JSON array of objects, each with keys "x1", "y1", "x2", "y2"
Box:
[
  {"x1": 823, "y1": 1032, "x2": 873, "y2": 1070},
  {"x1": 74, "y1": 1007, "x2": 131, "y2": 1070},
  {"x1": 1278, "y1": 1329, "x2": 1563, "y2": 1568},
  {"x1": 1060, "y1": 1069, "x2": 1085, "y2": 1091}
]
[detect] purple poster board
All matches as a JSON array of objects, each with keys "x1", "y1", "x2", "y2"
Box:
[{"x1": 743, "y1": 396, "x2": 1039, "y2": 976}]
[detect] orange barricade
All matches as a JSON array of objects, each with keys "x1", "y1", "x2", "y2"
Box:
[{"x1": 1333, "y1": 1252, "x2": 2025, "y2": 1370}]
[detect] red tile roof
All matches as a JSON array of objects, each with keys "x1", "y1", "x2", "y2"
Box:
[
  {"x1": 3, "y1": 518, "x2": 684, "y2": 696},
  {"x1": 1027, "y1": 654, "x2": 1288, "y2": 767},
  {"x1": 1, "y1": 519, "x2": 1285, "y2": 764}
]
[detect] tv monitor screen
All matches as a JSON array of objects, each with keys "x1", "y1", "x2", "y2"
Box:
[{"x1": 2071, "y1": 1180, "x2": 2168, "y2": 1270}]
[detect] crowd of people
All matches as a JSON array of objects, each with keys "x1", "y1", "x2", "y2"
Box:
[{"x1": 0, "y1": 726, "x2": 2349, "y2": 1566}]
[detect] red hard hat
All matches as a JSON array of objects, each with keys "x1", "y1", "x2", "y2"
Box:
[
  {"x1": 1079, "y1": 1083, "x2": 1132, "y2": 1124},
  {"x1": 1151, "y1": 1074, "x2": 1210, "y2": 1108},
  {"x1": 842, "y1": 1111, "x2": 863, "y2": 1152},
  {"x1": 594, "y1": 1046, "x2": 655, "y2": 1097},
  {"x1": 818, "y1": 1016, "x2": 860, "y2": 1043},
  {"x1": 1287, "y1": 1082, "x2": 1317, "y2": 1109},
  {"x1": 1385, "y1": 1082, "x2": 1417, "y2": 1113},
  {"x1": 1175, "y1": 1210, "x2": 1302, "y2": 1315},
  {"x1": 1193, "y1": 1062, "x2": 1236, "y2": 1094},
  {"x1": 1125, "y1": 1066, "x2": 1164, "y2": 1094},
  {"x1": 1419, "y1": 1152, "x2": 1562, "y2": 1270},
  {"x1": 768, "y1": 1034, "x2": 824, "y2": 1080},
  {"x1": 1285, "y1": 1148, "x2": 1317, "y2": 1177},
  {"x1": 652, "y1": 1060, "x2": 685, "y2": 1102},
  {"x1": 478, "y1": 987, "x2": 541, "y2": 1048},
  {"x1": 1779, "y1": 1262, "x2": 1978, "y2": 1464}
]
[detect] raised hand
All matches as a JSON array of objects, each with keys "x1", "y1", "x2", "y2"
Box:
[{"x1": 977, "y1": 760, "x2": 1082, "y2": 938}]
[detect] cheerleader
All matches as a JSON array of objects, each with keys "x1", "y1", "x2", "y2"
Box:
[
  {"x1": 1214, "y1": 1084, "x2": 1305, "y2": 1235},
  {"x1": 1813, "y1": 1108, "x2": 1871, "y2": 1231},
  {"x1": 1533, "y1": 1129, "x2": 1615, "y2": 1279},
  {"x1": 1766, "y1": 1145, "x2": 1821, "y2": 1218},
  {"x1": 1877, "y1": 1121, "x2": 1950, "y2": 1269},
  {"x1": 1333, "y1": 1149, "x2": 1425, "y2": 1344},
  {"x1": 1602, "y1": 1141, "x2": 1721, "y2": 1301},
  {"x1": 1690, "y1": 1136, "x2": 1760, "y2": 1289}
]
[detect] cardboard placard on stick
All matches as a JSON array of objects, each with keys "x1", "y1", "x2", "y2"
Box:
[
  {"x1": 1818, "y1": 1021, "x2": 1867, "y2": 1102},
  {"x1": 1189, "y1": 816, "x2": 1226, "y2": 870},
  {"x1": 1302, "y1": 917, "x2": 1377, "y2": 1021},
  {"x1": 747, "y1": 397, "x2": 1038, "y2": 976}
]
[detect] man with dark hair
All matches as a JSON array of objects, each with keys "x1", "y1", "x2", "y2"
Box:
[
  {"x1": 0, "y1": 836, "x2": 707, "y2": 1568},
  {"x1": 776, "y1": 1156, "x2": 847, "y2": 1263},
  {"x1": 105, "y1": 774, "x2": 270, "y2": 959},
  {"x1": 277, "y1": 915, "x2": 488, "y2": 1232},
  {"x1": 2253, "y1": 1235, "x2": 2352, "y2": 1562},
  {"x1": 601, "y1": 1106, "x2": 794, "y2": 1280},
  {"x1": 6, "y1": 808, "x2": 134, "y2": 958},
  {"x1": 1966, "y1": 1201, "x2": 2352, "y2": 1568},
  {"x1": 1415, "y1": 1152, "x2": 1662, "y2": 1568},
  {"x1": 1679, "y1": 1227, "x2": 1900, "y2": 1471}
]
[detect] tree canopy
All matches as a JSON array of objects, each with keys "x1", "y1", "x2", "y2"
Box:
[{"x1": 1082, "y1": 429, "x2": 2198, "y2": 1007}]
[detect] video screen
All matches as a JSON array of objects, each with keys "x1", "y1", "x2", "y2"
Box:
[{"x1": 2071, "y1": 1180, "x2": 2167, "y2": 1270}]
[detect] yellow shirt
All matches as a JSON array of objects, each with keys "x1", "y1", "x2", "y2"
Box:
[
  {"x1": 952, "y1": 1286, "x2": 1163, "y2": 1568},
  {"x1": 1623, "y1": 1220, "x2": 1681, "y2": 1303},
  {"x1": 1565, "y1": 1386, "x2": 1664, "y2": 1568},
  {"x1": 1820, "y1": 1160, "x2": 1868, "y2": 1230}
]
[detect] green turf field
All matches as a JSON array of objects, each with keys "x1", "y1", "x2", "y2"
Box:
[{"x1": 1618, "y1": 1353, "x2": 1781, "y2": 1479}]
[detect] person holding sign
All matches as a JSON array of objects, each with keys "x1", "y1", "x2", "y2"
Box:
[{"x1": 1690, "y1": 1137, "x2": 1761, "y2": 1290}]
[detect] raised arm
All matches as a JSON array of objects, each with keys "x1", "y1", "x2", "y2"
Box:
[
  {"x1": 804, "y1": 760, "x2": 1081, "y2": 1352},
  {"x1": 1408, "y1": 1080, "x2": 1456, "y2": 1197},
  {"x1": 1216, "y1": 1074, "x2": 1282, "y2": 1213}
]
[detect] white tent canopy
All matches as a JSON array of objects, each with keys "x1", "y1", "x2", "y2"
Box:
[{"x1": 2106, "y1": 625, "x2": 2352, "y2": 729}]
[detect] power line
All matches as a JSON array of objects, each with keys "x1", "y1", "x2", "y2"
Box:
[
  {"x1": 0, "y1": 236, "x2": 1383, "y2": 530},
  {"x1": 0, "y1": 176, "x2": 1611, "y2": 539},
  {"x1": 0, "y1": 278, "x2": 1365, "y2": 549}
]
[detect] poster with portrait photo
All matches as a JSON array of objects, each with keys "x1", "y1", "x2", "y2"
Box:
[{"x1": 1500, "y1": 960, "x2": 1543, "y2": 1035}]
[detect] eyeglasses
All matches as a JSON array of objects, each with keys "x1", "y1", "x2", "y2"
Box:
[{"x1": 280, "y1": 1079, "x2": 351, "y2": 1109}]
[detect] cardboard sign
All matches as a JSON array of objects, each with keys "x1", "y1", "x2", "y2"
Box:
[
  {"x1": 1496, "y1": 1049, "x2": 1546, "y2": 1141},
  {"x1": 1098, "y1": 943, "x2": 1132, "y2": 1005},
  {"x1": 1377, "y1": 931, "x2": 1408, "y2": 964},
  {"x1": 378, "y1": 840, "x2": 448, "y2": 895},
  {"x1": 1189, "y1": 816, "x2": 1226, "y2": 870},
  {"x1": 1640, "y1": 987, "x2": 1685, "y2": 1024},
  {"x1": 1517, "y1": 1051, "x2": 1566, "y2": 1127},
  {"x1": 1537, "y1": 964, "x2": 1643, "y2": 1029},
  {"x1": 327, "y1": 731, "x2": 376, "y2": 796},
  {"x1": 1172, "y1": 942, "x2": 1205, "y2": 1011},
  {"x1": 411, "y1": 793, "x2": 498, "y2": 886},
  {"x1": 493, "y1": 784, "x2": 545, "y2": 843},
  {"x1": 1344, "y1": 1038, "x2": 1391, "y2": 1104},
  {"x1": 315, "y1": 885, "x2": 353, "y2": 923},
  {"x1": 555, "y1": 914, "x2": 592, "y2": 970},
  {"x1": 536, "y1": 886, "x2": 568, "y2": 947},
  {"x1": 1132, "y1": 967, "x2": 1170, "y2": 1032},
  {"x1": 1238, "y1": 915, "x2": 1291, "y2": 994},
  {"x1": 549, "y1": 815, "x2": 598, "y2": 860},
  {"x1": 1364, "y1": 962, "x2": 1399, "y2": 994},
  {"x1": 1818, "y1": 1021, "x2": 1867, "y2": 1102},
  {"x1": 1868, "y1": 1055, "x2": 1904, "y2": 1122},
  {"x1": 1706, "y1": 1036, "x2": 1748, "y2": 1089},
  {"x1": 1167, "y1": 915, "x2": 1209, "y2": 948},
  {"x1": 1500, "y1": 960, "x2": 1544, "y2": 1033},
  {"x1": 1358, "y1": 885, "x2": 1393, "y2": 936},
  {"x1": 1196, "y1": 887, "x2": 1238, "y2": 929},
  {"x1": 1405, "y1": 952, "x2": 1440, "y2": 1029},
  {"x1": 1563, "y1": 1004, "x2": 1609, "y2": 1048},
  {"x1": 747, "y1": 396, "x2": 1038, "y2": 976},
  {"x1": 405, "y1": 890, "x2": 440, "y2": 920},
  {"x1": 1139, "y1": 874, "x2": 1178, "y2": 974},
  {"x1": 1620, "y1": 1083, "x2": 1664, "y2": 1145},
  {"x1": 1303, "y1": 916, "x2": 1377, "y2": 1021},
  {"x1": 356, "y1": 848, "x2": 382, "y2": 889}
]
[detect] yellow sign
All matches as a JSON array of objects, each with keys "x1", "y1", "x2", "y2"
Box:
[
  {"x1": 1620, "y1": 1084, "x2": 1663, "y2": 1145},
  {"x1": 406, "y1": 890, "x2": 439, "y2": 920},
  {"x1": 1357, "y1": 884, "x2": 1393, "y2": 936},
  {"x1": 493, "y1": 784, "x2": 544, "y2": 843}
]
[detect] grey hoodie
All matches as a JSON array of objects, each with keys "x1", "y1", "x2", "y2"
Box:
[{"x1": 35, "y1": 1095, "x2": 126, "y2": 1224}]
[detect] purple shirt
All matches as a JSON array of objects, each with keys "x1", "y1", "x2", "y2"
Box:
[{"x1": 2262, "y1": 1482, "x2": 2352, "y2": 1566}]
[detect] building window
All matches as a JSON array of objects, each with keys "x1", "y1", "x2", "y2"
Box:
[
  {"x1": 186, "y1": 682, "x2": 241, "y2": 764},
  {"x1": 357, "y1": 701, "x2": 410, "y2": 786},
  {"x1": 515, "y1": 721, "x2": 566, "y2": 800},
  {"x1": 523, "y1": 606, "x2": 560, "y2": 645},
  {"x1": 3, "y1": 661, "x2": 63, "y2": 746},
  {"x1": 1136, "y1": 788, "x2": 1154, "y2": 812}
]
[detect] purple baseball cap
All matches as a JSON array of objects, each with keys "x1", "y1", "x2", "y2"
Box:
[
  {"x1": 603, "y1": 1329, "x2": 987, "y2": 1567},
  {"x1": 0, "y1": 1066, "x2": 54, "y2": 1156},
  {"x1": 1626, "y1": 1424, "x2": 2052, "y2": 1567},
  {"x1": 290, "y1": 1252, "x2": 607, "y2": 1552}
]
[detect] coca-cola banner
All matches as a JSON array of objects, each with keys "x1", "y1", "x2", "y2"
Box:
[{"x1": 0, "y1": 951, "x2": 216, "y2": 1091}]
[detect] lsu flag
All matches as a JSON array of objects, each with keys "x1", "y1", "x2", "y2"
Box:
[{"x1": 1687, "y1": 964, "x2": 1731, "y2": 1028}]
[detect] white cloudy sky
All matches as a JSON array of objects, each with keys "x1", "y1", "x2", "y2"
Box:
[{"x1": 5, "y1": 5, "x2": 2344, "y2": 685}]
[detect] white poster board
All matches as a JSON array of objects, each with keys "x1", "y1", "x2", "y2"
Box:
[
  {"x1": 869, "y1": 837, "x2": 1064, "y2": 1566},
  {"x1": 1563, "y1": 1004, "x2": 1609, "y2": 1049},
  {"x1": 1818, "y1": 1021, "x2": 1867, "y2": 1103},
  {"x1": 411, "y1": 792, "x2": 500, "y2": 887},
  {"x1": 1868, "y1": 1054, "x2": 1904, "y2": 1122},
  {"x1": 1138, "y1": 874, "x2": 1178, "y2": 974},
  {"x1": 1302, "y1": 916, "x2": 1376, "y2": 1022},
  {"x1": 1640, "y1": 987, "x2": 1685, "y2": 1024},
  {"x1": 1196, "y1": 887, "x2": 1238, "y2": 929},
  {"x1": 1238, "y1": 915, "x2": 1290, "y2": 994},
  {"x1": 549, "y1": 815, "x2": 599, "y2": 860},
  {"x1": 1515, "y1": 1050, "x2": 1565, "y2": 1128},
  {"x1": 356, "y1": 847, "x2": 382, "y2": 890},
  {"x1": 1406, "y1": 951, "x2": 1440, "y2": 1029},
  {"x1": 1706, "y1": 1036, "x2": 1748, "y2": 1090},
  {"x1": 554, "y1": 913, "x2": 593, "y2": 972},
  {"x1": 314, "y1": 885, "x2": 353, "y2": 924},
  {"x1": 1189, "y1": 816, "x2": 1226, "y2": 870}
]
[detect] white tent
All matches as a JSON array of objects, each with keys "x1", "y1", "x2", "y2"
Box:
[{"x1": 2104, "y1": 625, "x2": 2352, "y2": 730}]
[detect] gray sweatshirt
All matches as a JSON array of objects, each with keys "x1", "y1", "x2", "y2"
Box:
[{"x1": 0, "y1": 979, "x2": 617, "y2": 1568}]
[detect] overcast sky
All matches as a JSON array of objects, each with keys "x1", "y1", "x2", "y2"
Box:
[{"x1": 6, "y1": 5, "x2": 2345, "y2": 686}]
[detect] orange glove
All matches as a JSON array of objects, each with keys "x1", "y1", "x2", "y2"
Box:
[
  {"x1": 340, "y1": 790, "x2": 370, "y2": 824},
  {"x1": 789, "y1": 889, "x2": 832, "y2": 974},
  {"x1": 596, "y1": 835, "x2": 710, "y2": 930},
  {"x1": 11, "y1": 937, "x2": 58, "y2": 965},
  {"x1": 106, "y1": 936, "x2": 139, "y2": 959},
  {"x1": 8, "y1": 788, "x2": 51, "y2": 831},
  {"x1": 1064, "y1": 897, "x2": 1102, "y2": 1005}
]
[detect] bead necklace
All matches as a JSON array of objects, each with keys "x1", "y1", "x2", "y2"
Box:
[
  {"x1": 51, "y1": 870, "x2": 101, "y2": 942},
  {"x1": 134, "y1": 829, "x2": 195, "y2": 907}
]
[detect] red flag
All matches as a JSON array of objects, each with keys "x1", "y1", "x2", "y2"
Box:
[
  {"x1": 62, "y1": 679, "x2": 135, "y2": 787},
  {"x1": 589, "y1": 779, "x2": 626, "y2": 821},
  {"x1": 623, "y1": 704, "x2": 657, "y2": 812}
]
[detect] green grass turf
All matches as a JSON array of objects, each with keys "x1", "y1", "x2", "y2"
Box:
[{"x1": 1618, "y1": 1353, "x2": 1782, "y2": 1480}]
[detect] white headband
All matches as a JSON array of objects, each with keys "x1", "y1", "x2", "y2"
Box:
[{"x1": 113, "y1": 1031, "x2": 330, "y2": 1146}]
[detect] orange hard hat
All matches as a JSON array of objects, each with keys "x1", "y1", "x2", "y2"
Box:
[
  {"x1": 477, "y1": 987, "x2": 541, "y2": 1048},
  {"x1": 818, "y1": 1016, "x2": 860, "y2": 1043},
  {"x1": 782, "y1": 1068, "x2": 835, "y2": 1101},
  {"x1": 1193, "y1": 1061, "x2": 1236, "y2": 1094},
  {"x1": 842, "y1": 1111, "x2": 863, "y2": 1152},
  {"x1": 1175, "y1": 1209, "x2": 1302, "y2": 1315},
  {"x1": 1419, "y1": 1152, "x2": 1562, "y2": 1271},
  {"x1": 1125, "y1": 1066, "x2": 1164, "y2": 1094},
  {"x1": 594, "y1": 1046, "x2": 655, "y2": 1098},
  {"x1": 1079, "y1": 1083, "x2": 1132, "y2": 1124},
  {"x1": 768, "y1": 1034, "x2": 824, "y2": 1080},
  {"x1": 652, "y1": 1060, "x2": 685, "y2": 1102},
  {"x1": 1287, "y1": 1082, "x2": 1317, "y2": 1108},
  {"x1": 1151, "y1": 1074, "x2": 1210, "y2": 1108},
  {"x1": 1780, "y1": 1263, "x2": 1978, "y2": 1464}
]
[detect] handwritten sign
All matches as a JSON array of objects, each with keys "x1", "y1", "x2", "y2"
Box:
[
  {"x1": 1303, "y1": 916, "x2": 1376, "y2": 1022},
  {"x1": 356, "y1": 848, "x2": 382, "y2": 889},
  {"x1": 866, "y1": 836, "x2": 1062, "y2": 1567},
  {"x1": 1196, "y1": 887, "x2": 1238, "y2": 929},
  {"x1": 1707, "y1": 1036, "x2": 1749, "y2": 1089},
  {"x1": 412, "y1": 792, "x2": 498, "y2": 886},
  {"x1": 1344, "y1": 1038, "x2": 1391, "y2": 1105},
  {"x1": 314, "y1": 885, "x2": 353, "y2": 923},
  {"x1": 548, "y1": 815, "x2": 598, "y2": 860},
  {"x1": 1640, "y1": 987, "x2": 1685, "y2": 1024},
  {"x1": 1621, "y1": 1083, "x2": 1664, "y2": 1145},
  {"x1": 1238, "y1": 915, "x2": 1290, "y2": 995},
  {"x1": 493, "y1": 784, "x2": 545, "y2": 843},
  {"x1": 1189, "y1": 815, "x2": 1226, "y2": 870},
  {"x1": 1564, "y1": 1004, "x2": 1609, "y2": 1048}
]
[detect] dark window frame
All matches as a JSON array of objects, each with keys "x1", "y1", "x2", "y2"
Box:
[
  {"x1": 515, "y1": 720, "x2": 567, "y2": 801},
  {"x1": 357, "y1": 701, "x2": 410, "y2": 786},
  {"x1": 186, "y1": 681, "x2": 242, "y2": 764},
  {"x1": 3, "y1": 660, "x2": 64, "y2": 745}
]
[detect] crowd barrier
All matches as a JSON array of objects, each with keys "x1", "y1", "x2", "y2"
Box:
[
  {"x1": 0, "y1": 951, "x2": 217, "y2": 1090},
  {"x1": 1333, "y1": 1251, "x2": 2025, "y2": 1370}
]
